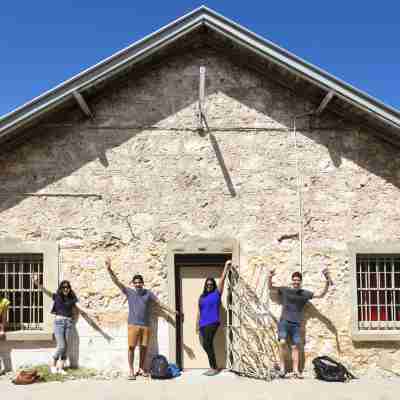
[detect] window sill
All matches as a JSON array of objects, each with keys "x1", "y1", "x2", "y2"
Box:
[
  {"x1": 4, "y1": 331, "x2": 53, "y2": 341},
  {"x1": 352, "y1": 331, "x2": 400, "y2": 341}
]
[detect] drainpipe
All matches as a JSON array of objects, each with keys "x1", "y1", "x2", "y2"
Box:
[
  {"x1": 291, "y1": 91, "x2": 335, "y2": 273},
  {"x1": 292, "y1": 110, "x2": 314, "y2": 274}
]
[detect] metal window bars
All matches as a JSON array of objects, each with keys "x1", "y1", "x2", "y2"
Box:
[
  {"x1": 0, "y1": 253, "x2": 44, "y2": 331},
  {"x1": 356, "y1": 254, "x2": 400, "y2": 330},
  {"x1": 226, "y1": 263, "x2": 276, "y2": 380}
]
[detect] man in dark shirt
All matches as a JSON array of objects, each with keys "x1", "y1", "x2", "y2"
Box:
[
  {"x1": 106, "y1": 257, "x2": 179, "y2": 379},
  {"x1": 268, "y1": 269, "x2": 331, "y2": 378}
]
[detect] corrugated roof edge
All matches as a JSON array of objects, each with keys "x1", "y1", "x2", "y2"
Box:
[{"x1": 1, "y1": 5, "x2": 399, "y2": 139}]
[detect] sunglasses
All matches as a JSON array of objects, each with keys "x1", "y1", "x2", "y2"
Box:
[{"x1": 62, "y1": 286, "x2": 70, "y2": 290}]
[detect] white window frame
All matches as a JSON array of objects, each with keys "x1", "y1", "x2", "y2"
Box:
[
  {"x1": 350, "y1": 242, "x2": 400, "y2": 341},
  {"x1": 0, "y1": 238, "x2": 58, "y2": 341}
]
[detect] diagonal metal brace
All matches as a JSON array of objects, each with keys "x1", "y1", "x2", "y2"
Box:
[
  {"x1": 315, "y1": 90, "x2": 335, "y2": 116},
  {"x1": 73, "y1": 91, "x2": 94, "y2": 119},
  {"x1": 198, "y1": 66, "x2": 206, "y2": 130}
]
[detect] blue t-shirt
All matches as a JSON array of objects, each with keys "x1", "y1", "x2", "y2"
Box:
[
  {"x1": 199, "y1": 290, "x2": 221, "y2": 328},
  {"x1": 123, "y1": 287, "x2": 157, "y2": 327}
]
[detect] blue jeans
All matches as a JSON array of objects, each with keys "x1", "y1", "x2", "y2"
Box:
[
  {"x1": 278, "y1": 319, "x2": 301, "y2": 345},
  {"x1": 53, "y1": 318, "x2": 73, "y2": 361}
]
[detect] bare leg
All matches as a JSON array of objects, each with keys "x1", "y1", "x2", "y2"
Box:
[
  {"x1": 292, "y1": 345, "x2": 302, "y2": 377},
  {"x1": 128, "y1": 346, "x2": 135, "y2": 377},
  {"x1": 139, "y1": 346, "x2": 148, "y2": 374},
  {"x1": 57, "y1": 359, "x2": 65, "y2": 371},
  {"x1": 279, "y1": 340, "x2": 287, "y2": 374},
  {"x1": 0, "y1": 312, "x2": 7, "y2": 338}
]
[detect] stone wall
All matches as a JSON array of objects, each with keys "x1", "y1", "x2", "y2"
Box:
[{"x1": 1, "y1": 45, "x2": 400, "y2": 374}]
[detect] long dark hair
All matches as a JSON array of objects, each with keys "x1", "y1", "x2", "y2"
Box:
[
  {"x1": 56, "y1": 280, "x2": 77, "y2": 301},
  {"x1": 200, "y1": 277, "x2": 217, "y2": 298}
]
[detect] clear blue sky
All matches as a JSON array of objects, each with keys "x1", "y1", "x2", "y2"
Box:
[{"x1": 1, "y1": 1, "x2": 399, "y2": 117}]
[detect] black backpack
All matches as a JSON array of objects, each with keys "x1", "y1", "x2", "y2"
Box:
[
  {"x1": 150, "y1": 355, "x2": 172, "y2": 379},
  {"x1": 312, "y1": 356, "x2": 356, "y2": 382}
]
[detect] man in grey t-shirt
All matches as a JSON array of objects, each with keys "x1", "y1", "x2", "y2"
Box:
[
  {"x1": 106, "y1": 257, "x2": 179, "y2": 379},
  {"x1": 269, "y1": 269, "x2": 331, "y2": 379}
]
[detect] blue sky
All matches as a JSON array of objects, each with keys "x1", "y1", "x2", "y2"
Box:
[{"x1": 1, "y1": 1, "x2": 399, "y2": 117}]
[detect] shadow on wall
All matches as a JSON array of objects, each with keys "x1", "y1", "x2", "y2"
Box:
[
  {"x1": 145, "y1": 305, "x2": 177, "y2": 370},
  {"x1": 68, "y1": 311, "x2": 113, "y2": 368},
  {"x1": 0, "y1": 42, "x2": 399, "y2": 219},
  {"x1": 302, "y1": 303, "x2": 341, "y2": 370}
]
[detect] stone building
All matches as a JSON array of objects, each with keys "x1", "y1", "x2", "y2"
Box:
[{"x1": 1, "y1": 7, "x2": 400, "y2": 376}]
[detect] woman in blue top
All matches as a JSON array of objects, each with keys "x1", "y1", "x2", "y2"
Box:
[
  {"x1": 32, "y1": 275, "x2": 94, "y2": 375},
  {"x1": 197, "y1": 260, "x2": 231, "y2": 376}
]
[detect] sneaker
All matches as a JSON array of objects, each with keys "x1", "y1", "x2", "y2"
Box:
[
  {"x1": 203, "y1": 369, "x2": 219, "y2": 376},
  {"x1": 293, "y1": 372, "x2": 304, "y2": 379},
  {"x1": 58, "y1": 369, "x2": 67, "y2": 375},
  {"x1": 50, "y1": 366, "x2": 58, "y2": 374}
]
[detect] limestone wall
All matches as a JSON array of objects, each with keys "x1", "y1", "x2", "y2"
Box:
[{"x1": 1, "y1": 46, "x2": 400, "y2": 374}]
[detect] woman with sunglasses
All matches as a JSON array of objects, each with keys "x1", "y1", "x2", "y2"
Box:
[
  {"x1": 196, "y1": 260, "x2": 231, "y2": 376},
  {"x1": 32, "y1": 275, "x2": 94, "y2": 374}
]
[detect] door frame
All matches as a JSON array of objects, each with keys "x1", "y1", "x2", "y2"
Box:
[{"x1": 167, "y1": 237, "x2": 239, "y2": 366}]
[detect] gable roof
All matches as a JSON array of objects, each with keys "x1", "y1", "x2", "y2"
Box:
[{"x1": 1, "y1": 6, "x2": 400, "y2": 146}]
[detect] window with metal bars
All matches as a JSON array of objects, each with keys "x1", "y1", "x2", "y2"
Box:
[
  {"x1": 356, "y1": 254, "x2": 400, "y2": 330},
  {"x1": 0, "y1": 253, "x2": 44, "y2": 331}
]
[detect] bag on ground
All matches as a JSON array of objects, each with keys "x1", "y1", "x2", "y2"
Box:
[
  {"x1": 312, "y1": 356, "x2": 356, "y2": 382},
  {"x1": 12, "y1": 369, "x2": 41, "y2": 385},
  {"x1": 150, "y1": 355, "x2": 172, "y2": 379}
]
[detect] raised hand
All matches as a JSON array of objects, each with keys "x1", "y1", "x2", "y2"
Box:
[
  {"x1": 32, "y1": 274, "x2": 39, "y2": 285},
  {"x1": 322, "y1": 268, "x2": 333, "y2": 285},
  {"x1": 225, "y1": 260, "x2": 232, "y2": 268},
  {"x1": 269, "y1": 269, "x2": 276, "y2": 277}
]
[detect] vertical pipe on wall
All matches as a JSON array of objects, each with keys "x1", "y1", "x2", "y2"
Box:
[{"x1": 293, "y1": 118, "x2": 303, "y2": 273}]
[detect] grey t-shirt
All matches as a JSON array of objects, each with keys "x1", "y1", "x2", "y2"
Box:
[
  {"x1": 278, "y1": 286, "x2": 313, "y2": 323},
  {"x1": 123, "y1": 287, "x2": 158, "y2": 327}
]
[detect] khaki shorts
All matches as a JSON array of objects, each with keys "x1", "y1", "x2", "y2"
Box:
[{"x1": 128, "y1": 324, "x2": 151, "y2": 347}]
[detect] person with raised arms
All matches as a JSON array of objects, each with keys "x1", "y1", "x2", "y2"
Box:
[
  {"x1": 32, "y1": 275, "x2": 96, "y2": 374},
  {"x1": 268, "y1": 268, "x2": 331, "y2": 379},
  {"x1": 196, "y1": 260, "x2": 231, "y2": 376},
  {"x1": 105, "y1": 256, "x2": 180, "y2": 380}
]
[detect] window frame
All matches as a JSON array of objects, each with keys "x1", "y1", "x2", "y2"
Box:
[
  {"x1": 0, "y1": 239, "x2": 57, "y2": 341},
  {"x1": 350, "y1": 242, "x2": 400, "y2": 341}
]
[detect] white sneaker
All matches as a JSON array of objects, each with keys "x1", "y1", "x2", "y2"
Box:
[
  {"x1": 50, "y1": 366, "x2": 58, "y2": 374},
  {"x1": 58, "y1": 369, "x2": 67, "y2": 375}
]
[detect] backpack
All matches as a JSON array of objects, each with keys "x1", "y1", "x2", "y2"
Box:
[
  {"x1": 312, "y1": 356, "x2": 356, "y2": 382},
  {"x1": 150, "y1": 355, "x2": 172, "y2": 379}
]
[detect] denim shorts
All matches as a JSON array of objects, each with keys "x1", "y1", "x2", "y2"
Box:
[{"x1": 278, "y1": 319, "x2": 301, "y2": 345}]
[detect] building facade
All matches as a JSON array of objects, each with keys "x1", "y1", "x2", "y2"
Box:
[{"x1": 1, "y1": 7, "x2": 400, "y2": 376}]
